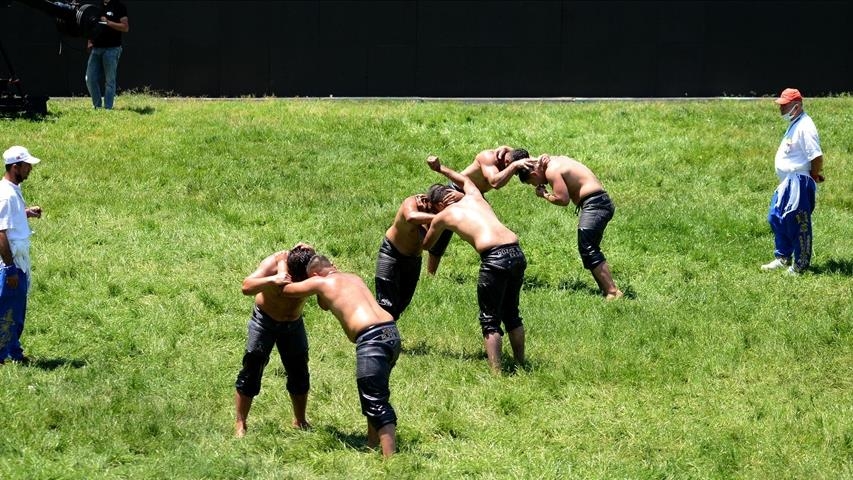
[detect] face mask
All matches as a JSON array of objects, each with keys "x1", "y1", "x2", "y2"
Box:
[{"x1": 781, "y1": 104, "x2": 798, "y2": 122}]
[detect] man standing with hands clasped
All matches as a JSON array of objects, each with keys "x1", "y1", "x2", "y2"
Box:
[
  {"x1": 761, "y1": 88, "x2": 825, "y2": 275},
  {"x1": 86, "y1": 0, "x2": 129, "y2": 109},
  {"x1": 0, "y1": 146, "x2": 43, "y2": 365}
]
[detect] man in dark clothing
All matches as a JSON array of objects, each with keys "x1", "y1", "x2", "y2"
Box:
[{"x1": 85, "y1": 0, "x2": 129, "y2": 109}]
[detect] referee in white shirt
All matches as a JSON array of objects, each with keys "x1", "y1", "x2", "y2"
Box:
[
  {"x1": 761, "y1": 88, "x2": 825, "y2": 275},
  {"x1": 0, "y1": 146, "x2": 43, "y2": 364}
]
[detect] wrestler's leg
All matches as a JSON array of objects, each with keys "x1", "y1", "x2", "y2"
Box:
[{"x1": 591, "y1": 262, "x2": 622, "y2": 299}]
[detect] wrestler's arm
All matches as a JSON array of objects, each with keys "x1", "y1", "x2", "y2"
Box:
[
  {"x1": 402, "y1": 197, "x2": 435, "y2": 225},
  {"x1": 481, "y1": 152, "x2": 536, "y2": 190},
  {"x1": 241, "y1": 251, "x2": 289, "y2": 295},
  {"x1": 422, "y1": 214, "x2": 448, "y2": 251},
  {"x1": 281, "y1": 276, "x2": 326, "y2": 298},
  {"x1": 542, "y1": 167, "x2": 571, "y2": 206},
  {"x1": 427, "y1": 155, "x2": 481, "y2": 198}
]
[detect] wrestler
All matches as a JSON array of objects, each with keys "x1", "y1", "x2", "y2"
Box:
[
  {"x1": 233, "y1": 243, "x2": 316, "y2": 437},
  {"x1": 425, "y1": 145, "x2": 534, "y2": 274},
  {"x1": 282, "y1": 255, "x2": 401, "y2": 458},
  {"x1": 375, "y1": 193, "x2": 435, "y2": 320},
  {"x1": 517, "y1": 154, "x2": 623, "y2": 299},
  {"x1": 423, "y1": 156, "x2": 527, "y2": 374}
]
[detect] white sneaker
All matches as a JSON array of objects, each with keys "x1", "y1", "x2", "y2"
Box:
[
  {"x1": 786, "y1": 266, "x2": 802, "y2": 276},
  {"x1": 761, "y1": 258, "x2": 790, "y2": 271}
]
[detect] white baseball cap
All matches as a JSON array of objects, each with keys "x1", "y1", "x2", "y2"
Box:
[{"x1": 3, "y1": 146, "x2": 41, "y2": 166}]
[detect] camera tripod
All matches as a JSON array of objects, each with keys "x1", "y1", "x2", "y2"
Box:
[{"x1": 1, "y1": 38, "x2": 49, "y2": 117}]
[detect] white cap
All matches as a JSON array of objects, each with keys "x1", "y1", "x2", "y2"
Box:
[{"x1": 3, "y1": 146, "x2": 41, "y2": 166}]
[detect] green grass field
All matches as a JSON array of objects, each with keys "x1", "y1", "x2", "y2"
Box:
[{"x1": 0, "y1": 96, "x2": 851, "y2": 479}]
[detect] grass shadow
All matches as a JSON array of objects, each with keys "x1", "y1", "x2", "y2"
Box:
[
  {"x1": 401, "y1": 339, "x2": 485, "y2": 362},
  {"x1": 124, "y1": 105, "x2": 156, "y2": 115},
  {"x1": 29, "y1": 357, "x2": 87, "y2": 370},
  {"x1": 522, "y1": 274, "x2": 551, "y2": 291},
  {"x1": 620, "y1": 283, "x2": 638, "y2": 299},
  {"x1": 527, "y1": 274, "x2": 637, "y2": 299},
  {"x1": 812, "y1": 258, "x2": 853, "y2": 276},
  {"x1": 556, "y1": 278, "x2": 601, "y2": 297},
  {"x1": 319, "y1": 425, "x2": 369, "y2": 451},
  {"x1": 0, "y1": 111, "x2": 59, "y2": 122},
  {"x1": 502, "y1": 358, "x2": 530, "y2": 375}
]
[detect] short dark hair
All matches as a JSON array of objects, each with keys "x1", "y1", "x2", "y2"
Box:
[
  {"x1": 516, "y1": 164, "x2": 534, "y2": 183},
  {"x1": 307, "y1": 255, "x2": 333, "y2": 275},
  {"x1": 509, "y1": 148, "x2": 530, "y2": 162},
  {"x1": 427, "y1": 183, "x2": 451, "y2": 209},
  {"x1": 287, "y1": 245, "x2": 316, "y2": 281}
]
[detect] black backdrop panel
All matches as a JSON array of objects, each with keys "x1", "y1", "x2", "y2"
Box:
[{"x1": 1, "y1": 0, "x2": 850, "y2": 98}]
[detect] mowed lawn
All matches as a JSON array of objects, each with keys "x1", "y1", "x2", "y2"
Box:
[{"x1": 0, "y1": 96, "x2": 851, "y2": 479}]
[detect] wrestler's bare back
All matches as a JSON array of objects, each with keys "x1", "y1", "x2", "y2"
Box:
[
  {"x1": 438, "y1": 195, "x2": 518, "y2": 253},
  {"x1": 313, "y1": 272, "x2": 394, "y2": 342},
  {"x1": 547, "y1": 156, "x2": 604, "y2": 205}
]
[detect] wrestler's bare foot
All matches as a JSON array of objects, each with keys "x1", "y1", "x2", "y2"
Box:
[
  {"x1": 235, "y1": 421, "x2": 247, "y2": 438},
  {"x1": 605, "y1": 290, "x2": 624, "y2": 301},
  {"x1": 292, "y1": 419, "x2": 311, "y2": 430}
]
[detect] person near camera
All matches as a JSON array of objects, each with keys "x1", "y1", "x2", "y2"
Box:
[{"x1": 85, "y1": 0, "x2": 129, "y2": 109}]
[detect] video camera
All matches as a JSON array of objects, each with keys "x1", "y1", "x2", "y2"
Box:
[
  {"x1": 17, "y1": 0, "x2": 105, "y2": 39},
  {"x1": 1, "y1": 0, "x2": 103, "y2": 116}
]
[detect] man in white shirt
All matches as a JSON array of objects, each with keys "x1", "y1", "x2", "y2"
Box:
[
  {"x1": 0, "y1": 146, "x2": 43, "y2": 364},
  {"x1": 761, "y1": 88, "x2": 825, "y2": 275}
]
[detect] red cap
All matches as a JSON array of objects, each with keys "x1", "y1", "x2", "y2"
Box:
[{"x1": 775, "y1": 88, "x2": 803, "y2": 105}]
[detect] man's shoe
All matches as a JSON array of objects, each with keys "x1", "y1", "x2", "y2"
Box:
[
  {"x1": 761, "y1": 258, "x2": 790, "y2": 271},
  {"x1": 786, "y1": 266, "x2": 802, "y2": 276}
]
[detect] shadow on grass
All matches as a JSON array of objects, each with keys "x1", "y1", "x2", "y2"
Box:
[
  {"x1": 526, "y1": 274, "x2": 637, "y2": 299},
  {"x1": 402, "y1": 339, "x2": 485, "y2": 362},
  {"x1": 124, "y1": 105, "x2": 156, "y2": 115},
  {"x1": 620, "y1": 283, "x2": 638, "y2": 299},
  {"x1": 556, "y1": 278, "x2": 599, "y2": 296},
  {"x1": 403, "y1": 339, "x2": 538, "y2": 375},
  {"x1": 526, "y1": 274, "x2": 599, "y2": 295},
  {"x1": 319, "y1": 425, "x2": 427, "y2": 456},
  {"x1": 502, "y1": 358, "x2": 532, "y2": 375},
  {"x1": 0, "y1": 111, "x2": 59, "y2": 122},
  {"x1": 29, "y1": 357, "x2": 87, "y2": 370},
  {"x1": 320, "y1": 425, "x2": 369, "y2": 451},
  {"x1": 812, "y1": 258, "x2": 853, "y2": 276}
]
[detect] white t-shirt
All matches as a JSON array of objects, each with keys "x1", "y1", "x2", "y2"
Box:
[
  {"x1": 774, "y1": 112, "x2": 822, "y2": 179},
  {"x1": 0, "y1": 178, "x2": 31, "y2": 241}
]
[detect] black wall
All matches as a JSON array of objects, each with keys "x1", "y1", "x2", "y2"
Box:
[{"x1": 2, "y1": 1, "x2": 851, "y2": 98}]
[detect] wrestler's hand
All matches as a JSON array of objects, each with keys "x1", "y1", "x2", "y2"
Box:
[
  {"x1": 292, "y1": 242, "x2": 314, "y2": 251},
  {"x1": 538, "y1": 154, "x2": 550, "y2": 169},
  {"x1": 495, "y1": 146, "x2": 511, "y2": 163},
  {"x1": 427, "y1": 155, "x2": 441, "y2": 172},
  {"x1": 518, "y1": 158, "x2": 537, "y2": 170},
  {"x1": 812, "y1": 173, "x2": 825, "y2": 183},
  {"x1": 535, "y1": 184, "x2": 548, "y2": 198},
  {"x1": 415, "y1": 194, "x2": 430, "y2": 212}
]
